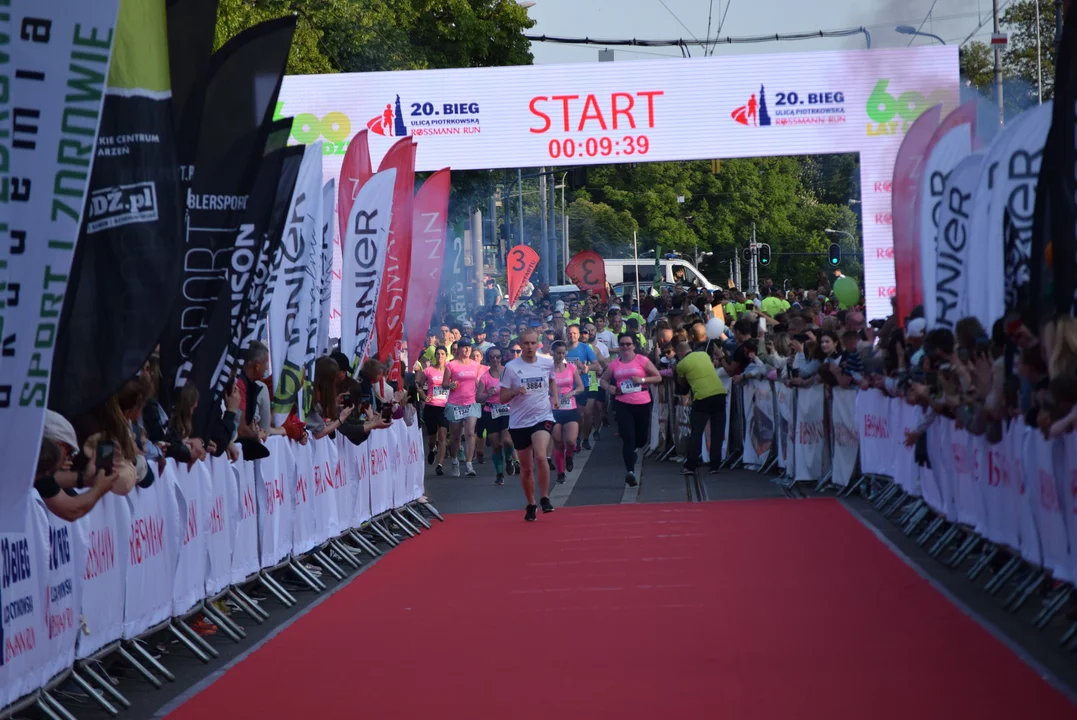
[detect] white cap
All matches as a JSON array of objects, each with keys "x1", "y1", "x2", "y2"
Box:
[
  {"x1": 43, "y1": 410, "x2": 79, "y2": 453},
  {"x1": 555, "y1": 300, "x2": 565, "y2": 312},
  {"x1": 906, "y1": 317, "x2": 927, "y2": 339}
]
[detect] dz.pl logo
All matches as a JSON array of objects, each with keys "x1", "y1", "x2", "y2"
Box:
[
  {"x1": 367, "y1": 94, "x2": 409, "y2": 137},
  {"x1": 732, "y1": 85, "x2": 771, "y2": 127}
]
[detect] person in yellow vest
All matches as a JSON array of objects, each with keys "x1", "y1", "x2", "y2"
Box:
[{"x1": 759, "y1": 286, "x2": 785, "y2": 318}]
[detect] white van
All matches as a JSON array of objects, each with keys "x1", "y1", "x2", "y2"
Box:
[{"x1": 603, "y1": 259, "x2": 718, "y2": 291}]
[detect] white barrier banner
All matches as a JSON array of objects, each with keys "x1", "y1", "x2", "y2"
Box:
[
  {"x1": 949, "y1": 425, "x2": 975, "y2": 527},
  {"x1": 404, "y1": 420, "x2": 425, "y2": 503},
  {"x1": 1063, "y1": 434, "x2": 1077, "y2": 583},
  {"x1": 830, "y1": 388, "x2": 859, "y2": 488},
  {"x1": 172, "y1": 461, "x2": 211, "y2": 616},
  {"x1": 312, "y1": 436, "x2": 341, "y2": 544},
  {"x1": 742, "y1": 381, "x2": 775, "y2": 467},
  {"x1": 347, "y1": 436, "x2": 373, "y2": 526},
  {"x1": 967, "y1": 434, "x2": 988, "y2": 536},
  {"x1": 43, "y1": 508, "x2": 79, "y2": 683},
  {"x1": 124, "y1": 470, "x2": 180, "y2": 639},
  {"x1": 894, "y1": 400, "x2": 922, "y2": 496},
  {"x1": 0, "y1": 498, "x2": 50, "y2": 708},
  {"x1": 983, "y1": 429, "x2": 1016, "y2": 549},
  {"x1": 205, "y1": 457, "x2": 238, "y2": 598},
  {"x1": 369, "y1": 427, "x2": 393, "y2": 516},
  {"x1": 794, "y1": 385, "x2": 827, "y2": 482},
  {"x1": 856, "y1": 391, "x2": 893, "y2": 476},
  {"x1": 75, "y1": 494, "x2": 130, "y2": 659},
  {"x1": 230, "y1": 454, "x2": 261, "y2": 585},
  {"x1": 335, "y1": 435, "x2": 362, "y2": 532},
  {"x1": 1011, "y1": 424, "x2": 1042, "y2": 565},
  {"x1": 775, "y1": 384, "x2": 795, "y2": 471},
  {"x1": 924, "y1": 419, "x2": 953, "y2": 519},
  {"x1": 1027, "y1": 431, "x2": 1069, "y2": 579},
  {"x1": 257, "y1": 437, "x2": 295, "y2": 568},
  {"x1": 292, "y1": 439, "x2": 318, "y2": 554}
]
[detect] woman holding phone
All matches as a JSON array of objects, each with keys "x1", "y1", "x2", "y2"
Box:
[
  {"x1": 443, "y1": 338, "x2": 480, "y2": 477},
  {"x1": 420, "y1": 346, "x2": 450, "y2": 476},
  {"x1": 600, "y1": 332, "x2": 662, "y2": 487},
  {"x1": 550, "y1": 340, "x2": 586, "y2": 484}
]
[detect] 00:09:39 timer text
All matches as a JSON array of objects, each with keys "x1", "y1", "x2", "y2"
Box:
[{"x1": 547, "y1": 135, "x2": 650, "y2": 160}]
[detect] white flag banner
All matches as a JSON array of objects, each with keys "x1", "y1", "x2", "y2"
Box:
[
  {"x1": 856, "y1": 390, "x2": 893, "y2": 476},
  {"x1": 75, "y1": 493, "x2": 130, "y2": 659},
  {"x1": 43, "y1": 507, "x2": 80, "y2": 683},
  {"x1": 341, "y1": 168, "x2": 396, "y2": 370},
  {"x1": 172, "y1": 460, "x2": 210, "y2": 616},
  {"x1": 269, "y1": 141, "x2": 323, "y2": 424},
  {"x1": 794, "y1": 385, "x2": 827, "y2": 482},
  {"x1": 775, "y1": 384, "x2": 795, "y2": 471},
  {"x1": 990, "y1": 102, "x2": 1052, "y2": 315},
  {"x1": 0, "y1": 1, "x2": 119, "y2": 532},
  {"x1": 319, "y1": 179, "x2": 336, "y2": 353},
  {"x1": 830, "y1": 388, "x2": 859, "y2": 488},
  {"x1": 123, "y1": 469, "x2": 181, "y2": 639},
  {"x1": 0, "y1": 498, "x2": 50, "y2": 709},
  {"x1": 205, "y1": 456, "x2": 238, "y2": 598},
  {"x1": 919, "y1": 117, "x2": 972, "y2": 329},
  {"x1": 1026, "y1": 431, "x2": 1069, "y2": 578},
  {"x1": 230, "y1": 452, "x2": 261, "y2": 585},
  {"x1": 256, "y1": 436, "x2": 295, "y2": 568},
  {"x1": 931, "y1": 152, "x2": 984, "y2": 330}
]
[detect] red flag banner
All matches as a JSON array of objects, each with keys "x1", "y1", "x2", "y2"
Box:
[
  {"x1": 374, "y1": 138, "x2": 417, "y2": 383},
  {"x1": 507, "y1": 245, "x2": 540, "y2": 307},
  {"x1": 404, "y1": 169, "x2": 451, "y2": 363},
  {"x1": 565, "y1": 251, "x2": 608, "y2": 301},
  {"x1": 337, "y1": 129, "x2": 373, "y2": 243},
  {"x1": 891, "y1": 105, "x2": 941, "y2": 328}
]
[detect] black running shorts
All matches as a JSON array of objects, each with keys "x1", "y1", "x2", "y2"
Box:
[{"x1": 509, "y1": 420, "x2": 554, "y2": 451}]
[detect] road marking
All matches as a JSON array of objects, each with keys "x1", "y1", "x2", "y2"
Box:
[
  {"x1": 620, "y1": 452, "x2": 644, "y2": 504},
  {"x1": 549, "y1": 442, "x2": 593, "y2": 508}
]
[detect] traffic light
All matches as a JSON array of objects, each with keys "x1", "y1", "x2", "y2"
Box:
[
  {"x1": 828, "y1": 243, "x2": 841, "y2": 266},
  {"x1": 711, "y1": 159, "x2": 722, "y2": 174},
  {"x1": 758, "y1": 243, "x2": 771, "y2": 265}
]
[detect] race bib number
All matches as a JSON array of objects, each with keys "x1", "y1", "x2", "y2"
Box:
[
  {"x1": 450, "y1": 404, "x2": 470, "y2": 421},
  {"x1": 431, "y1": 386, "x2": 449, "y2": 400},
  {"x1": 522, "y1": 376, "x2": 547, "y2": 393},
  {"x1": 559, "y1": 393, "x2": 574, "y2": 410},
  {"x1": 619, "y1": 379, "x2": 643, "y2": 395},
  {"x1": 491, "y1": 404, "x2": 509, "y2": 418}
]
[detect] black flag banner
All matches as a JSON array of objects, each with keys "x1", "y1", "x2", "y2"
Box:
[
  {"x1": 1028, "y1": 5, "x2": 1076, "y2": 324},
  {"x1": 50, "y1": 0, "x2": 184, "y2": 420},
  {"x1": 159, "y1": 16, "x2": 296, "y2": 396},
  {"x1": 253, "y1": 145, "x2": 305, "y2": 345},
  {"x1": 166, "y1": 0, "x2": 219, "y2": 135}
]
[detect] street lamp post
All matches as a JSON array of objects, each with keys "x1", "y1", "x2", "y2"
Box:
[{"x1": 895, "y1": 25, "x2": 946, "y2": 45}]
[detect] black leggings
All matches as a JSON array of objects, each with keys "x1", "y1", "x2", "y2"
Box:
[{"x1": 614, "y1": 400, "x2": 652, "y2": 472}]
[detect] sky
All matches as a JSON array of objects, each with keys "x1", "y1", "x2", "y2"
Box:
[{"x1": 525, "y1": 0, "x2": 1004, "y2": 65}]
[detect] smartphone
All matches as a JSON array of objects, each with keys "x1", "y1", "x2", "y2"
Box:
[
  {"x1": 925, "y1": 371, "x2": 939, "y2": 387},
  {"x1": 790, "y1": 368, "x2": 800, "y2": 379},
  {"x1": 380, "y1": 402, "x2": 395, "y2": 422},
  {"x1": 224, "y1": 365, "x2": 239, "y2": 395},
  {"x1": 97, "y1": 441, "x2": 114, "y2": 474},
  {"x1": 340, "y1": 392, "x2": 353, "y2": 408}
]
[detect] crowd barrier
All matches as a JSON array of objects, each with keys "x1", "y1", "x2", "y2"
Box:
[
  {"x1": 649, "y1": 375, "x2": 1077, "y2": 646},
  {"x1": 0, "y1": 418, "x2": 433, "y2": 718}
]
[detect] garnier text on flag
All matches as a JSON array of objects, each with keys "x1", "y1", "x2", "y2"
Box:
[{"x1": 341, "y1": 169, "x2": 396, "y2": 372}]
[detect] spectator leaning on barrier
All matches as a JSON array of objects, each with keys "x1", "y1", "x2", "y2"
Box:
[
  {"x1": 35, "y1": 411, "x2": 118, "y2": 521},
  {"x1": 675, "y1": 341, "x2": 728, "y2": 474}
]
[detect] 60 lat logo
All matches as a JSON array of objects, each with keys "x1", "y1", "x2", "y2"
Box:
[
  {"x1": 865, "y1": 80, "x2": 953, "y2": 136},
  {"x1": 273, "y1": 102, "x2": 352, "y2": 155}
]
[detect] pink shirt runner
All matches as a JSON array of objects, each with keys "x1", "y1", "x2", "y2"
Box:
[
  {"x1": 479, "y1": 370, "x2": 501, "y2": 412},
  {"x1": 553, "y1": 365, "x2": 577, "y2": 410},
  {"x1": 446, "y1": 360, "x2": 481, "y2": 405},
  {"x1": 609, "y1": 353, "x2": 650, "y2": 405},
  {"x1": 423, "y1": 365, "x2": 449, "y2": 407}
]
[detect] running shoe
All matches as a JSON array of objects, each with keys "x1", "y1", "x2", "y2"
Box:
[
  {"x1": 565, "y1": 455, "x2": 574, "y2": 473},
  {"x1": 435, "y1": 463, "x2": 444, "y2": 476},
  {"x1": 513, "y1": 459, "x2": 521, "y2": 475},
  {"x1": 625, "y1": 472, "x2": 638, "y2": 487},
  {"x1": 575, "y1": 439, "x2": 582, "y2": 454},
  {"x1": 681, "y1": 466, "x2": 695, "y2": 475},
  {"x1": 465, "y1": 461, "x2": 476, "y2": 477},
  {"x1": 495, "y1": 474, "x2": 504, "y2": 486},
  {"x1": 556, "y1": 472, "x2": 566, "y2": 484},
  {"x1": 477, "y1": 453, "x2": 485, "y2": 465},
  {"x1": 582, "y1": 438, "x2": 592, "y2": 451},
  {"x1": 191, "y1": 617, "x2": 218, "y2": 637},
  {"x1": 547, "y1": 457, "x2": 556, "y2": 471},
  {"x1": 427, "y1": 446, "x2": 436, "y2": 465},
  {"x1": 540, "y1": 497, "x2": 554, "y2": 513},
  {"x1": 505, "y1": 457, "x2": 516, "y2": 476},
  {"x1": 451, "y1": 459, "x2": 461, "y2": 477},
  {"x1": 524, "y1": 504, "x2": 538, "y2": 522}
]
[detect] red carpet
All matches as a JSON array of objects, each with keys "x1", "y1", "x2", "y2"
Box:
[{"x1": 167, "y1": 500, "x2": 1074, "y2": 719}]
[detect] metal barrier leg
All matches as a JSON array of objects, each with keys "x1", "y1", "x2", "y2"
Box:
[
  {"x1": 349, "y1": 530, "x2": 382, "y2": 557},
  {"x1": 288, "y1": 560, "x2": 326, "y2": 592},
  {"x1": 70, "y1": 668, "x2": 119, "y2": 716},
  {"x1": 80, "y1": 662, "x2": 132, "y2": 709},
  {"x1": 168, "y1": 621, "x2": 212, "y2": 663},
  {"x1": 367, "y1": 520, "x2": 399, "y2": 547},
  {"x1": 928, "y1": 525, "x2": 960, "y2": 557},
  {"x1": 311, "y1": 549, "x2": 346, "y2": 581},
  {"x1": 406, "y1": 504, "x2": 432, "y2": 529},
  {"x1": 329, "y1": 538, "x2": 363, "y2": 569},
  {"x1": 40, "y1": 691, "x2": 79, "y2": 720},
  {"x1": 391, "y1": 510, "x2": 419, "y2": 537},
  {"x1": 36, "y1": 696, "x2": 64, "y2": 720},
  {"x1": 1003, "y1": 571, "x2": 1045, "y2": 612},
  {"x1": 984, "y1": 555, "x2": 1023, "y2": 595},
  {"x1": 258, "y1": 571, "x2": 297, "y2": 607},
  {"x1": 903, "y1": 505, "x2": 929, "y2": 536},
  {"x1": 967, "y1": 544, "x2": 999, "y2": 582},
  {"x1": 1060, "y1": 621, "x2": 1077, "y2": 649},
  {"x1": 948, "y1": 534, "x2": 981, "y2": 569},
  {"x1": 873, "y1": 482, "x2": 898, "y2": 509},
  {"x1": 126, "y1": 640, "x2": 176, "y2": 682},
  {"x1": 117, "y1": 645, "x2": 163, "y2": 688},
  {"x1": 1034, "y1": 586, "x2": 1073, "y2": 629},
  {"x1": 885, "y1": 493, "x2": 913, "y2": 520},
  {"x1": 695, "y1": 472, "x2": 709, "y2": 502},
  {"x1": 916, "y1": 516, "x2": 945, "y2": 546},
  {"x1": 230, "y1": 587, "x2": 269, "y2": 621},
  {"x1": 202, "y1": 602, "x2": 246, "y2": 641},
  {"x1": 419, "y1": 500, "x2": 444, "y2": 522}
]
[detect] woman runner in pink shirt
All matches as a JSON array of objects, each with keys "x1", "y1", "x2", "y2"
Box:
[
  {"x1": 419, "y1": 346, "x2": 450, "y2": 476},
  {"x1": 600, "y1": 332, "x2": 661, "y2": 486},
  {"x1": 550, "y1": 340, "x2": 585, "y2": 485},
  {"x1": 476, "y1": 347, "x2": 514, "y2": 486},
  {"x1": 443, "y1": 338, "x2": 482, "y2": 476}
]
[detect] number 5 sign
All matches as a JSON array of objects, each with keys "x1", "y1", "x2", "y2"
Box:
[
  {"x1": 507, "y1": 245, "x2": 540, "y2": 307},
  {"x1": 565, "y1": 251, "x2": 608, "y2": 301}
]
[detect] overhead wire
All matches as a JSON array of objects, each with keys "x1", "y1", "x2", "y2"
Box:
[
  {"x1": 656, "y1": 0, "x2": 705, "y2": 50},
  {"x1": 908, "y1": 0, "x2": 942, "y2": 46}
]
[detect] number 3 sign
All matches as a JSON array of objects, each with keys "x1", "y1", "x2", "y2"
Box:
[
  {"x1": 507, "y1": 245, "x2": 540, "y2": 307},
  {"x1": 566, "y1": 251, "x2": 608, "y2": 301}
]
